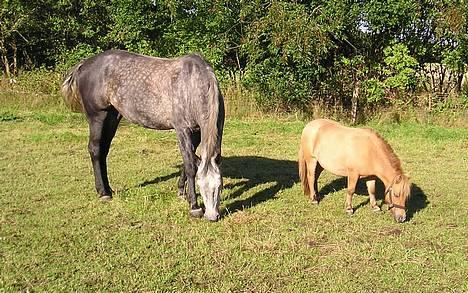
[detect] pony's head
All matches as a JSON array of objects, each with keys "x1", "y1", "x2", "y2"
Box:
[
  {"x1": 386, "y1": 174, "x2": 411, "y2": 223},
  {"x1": 196, "y1": 155, "x2": 222, "y2": 221}
]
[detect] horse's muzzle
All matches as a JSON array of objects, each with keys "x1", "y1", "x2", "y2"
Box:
[{"x1": 204, "y1": 212, "x2": 220, "y2": 222}]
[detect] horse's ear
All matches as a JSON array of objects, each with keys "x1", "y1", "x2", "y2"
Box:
[{"x1": 395, "y1": 174, "x2": 402, "y2": 183}]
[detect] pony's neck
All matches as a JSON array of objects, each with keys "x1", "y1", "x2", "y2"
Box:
[{"x1": 380, "y1": 168, "x2": 403, "y2": 189}]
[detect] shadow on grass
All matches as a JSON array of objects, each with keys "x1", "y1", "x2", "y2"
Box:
[
  {"x1": 221, "y1": 156, "x2": 298, "y2": 216},
  {"x1": 318, "y1": 177, "x2": 428, "y2": 220},
  {"x1": 136, "y1": 155, "x2": 299, "y2": 217}
]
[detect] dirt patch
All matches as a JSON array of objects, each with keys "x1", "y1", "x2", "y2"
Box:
[{"x1": 378, "y1": 228, "x2": 402, "y2": 236}]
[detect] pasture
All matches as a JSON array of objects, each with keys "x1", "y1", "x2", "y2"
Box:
[{"x1": 0, "y1": 108, "x2": 467, "y2": 291}]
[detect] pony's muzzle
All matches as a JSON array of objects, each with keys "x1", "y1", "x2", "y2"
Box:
[{"x1": 394, "y1": 214, "x2": 406, "y2": 223}]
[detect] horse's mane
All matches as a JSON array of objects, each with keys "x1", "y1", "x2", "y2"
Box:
[{"x1": 364, "y1": 127, "x2": 403, "y2": 174}]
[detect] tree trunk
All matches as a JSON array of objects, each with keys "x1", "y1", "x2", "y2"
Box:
[{"x1": 351, "y1": 81, "x2": 360, "y2": 124}]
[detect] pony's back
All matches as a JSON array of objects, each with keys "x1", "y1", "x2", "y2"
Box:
[{"x1": 300, "y1": 119, "x2": 391, "y2": 178}]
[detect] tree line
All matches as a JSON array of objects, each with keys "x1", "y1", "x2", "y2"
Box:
[{"x1": 1, "y1": 0, "x2": 466, "y2": 114}]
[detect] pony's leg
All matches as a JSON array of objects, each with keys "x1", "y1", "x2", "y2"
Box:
[
  {"x1": 366, "y1": 179, "x2": 381, "y2": 212},
  {"x1": 175, "y1": 128, "x2": 203, "y2": 218},
  {"x1": 307, "y1": 159, "x2": 323, "y2": 204},
  {"x1": 345, "y1": 172, "x2": 359, "y2": 215},
  {"x1": 87, "y1": 108, "x2": 121, "y2": 200},
  {"x1": 178, "y1": 131, "x2": 201, "y2": 200}
]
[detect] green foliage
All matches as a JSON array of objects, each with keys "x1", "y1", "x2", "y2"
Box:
[
  {"x1": 241, "y1": 2, "x2": 334, "y2": 109},
  {"x1": 0, "y1": 0, "x2": 466, "y2": 114},
  {"x1": 362, "y1": 78, "x2": 386, "y2": 103},
  {"x1": 382, "y1": 43, "x2": 418, "y2": 92}
]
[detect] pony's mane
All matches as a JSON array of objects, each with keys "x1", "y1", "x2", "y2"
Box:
[{"x1": 364, "y1": 127, "x2": 403, "y2": 174}]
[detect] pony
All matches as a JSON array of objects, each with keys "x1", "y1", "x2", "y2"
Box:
[
  {"x1": 61, "y1": 50, "x2": 225, "y2": 221},
  {"x1": 298, "y1": 119, "x2": 411, "y2": 222}
]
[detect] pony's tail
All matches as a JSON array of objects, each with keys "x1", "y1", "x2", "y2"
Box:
[
  {"x1": 298, "y1": 144, "x2": 310, "y2": 196},
  {"x1": 61, "y1": 61, "x2": 84, "y2": 112}
]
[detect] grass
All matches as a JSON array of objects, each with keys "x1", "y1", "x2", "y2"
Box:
[
  {"x1": 0, "y1": 72, "x2": 468, "y2": 292},
  {"x1": 0, "y1": 103, "x2": 467, "y2": 291}
]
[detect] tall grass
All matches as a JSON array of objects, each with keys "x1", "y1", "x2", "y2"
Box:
[{"x1": 1, "y1": 70, "x2": 467, "y2": 126}]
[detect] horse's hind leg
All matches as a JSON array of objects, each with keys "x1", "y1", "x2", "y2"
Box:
[
  {"x1": 87, "y1": 107, "x2": 121, "y2": 200},
  {"x1": 366, "y1": 179, "x2": 381, "y2": 212},
  {"x1": 345, "y1": 171, "x2": 359, "y2": 215},
  {"x1": 178, "y1": 130, "x2": 201, "y2": 200},
  {"x1": 175, "y1": 128, "x2": 203, "y2": 218},
  {"x1": 307, "y1": 159, "x2": 323, "y2": 204}
]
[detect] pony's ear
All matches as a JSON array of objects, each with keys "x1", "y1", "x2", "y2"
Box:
[{"x1": 395, "y1": 174, "x2": 402, "y2": 183}]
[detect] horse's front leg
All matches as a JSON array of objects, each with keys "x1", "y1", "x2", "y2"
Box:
[
  {"x1": 366, "y1": 179, "x2": 381, "y2": 212},
  {"x1": 87, "y1": 108, "x2": 121, "y2": 200},
  {"x1": 345, "y1": 171, "x2": 359, "y2": 215},
  {"x1": 177, "y1": 131, "x2": 200, "y2": 201},
  {"x1": 177, "y1": 170, "x2": 187, "y2": 200},
  {"x1": 176, "y1": 128, "x2": 203, "y2": 218}
]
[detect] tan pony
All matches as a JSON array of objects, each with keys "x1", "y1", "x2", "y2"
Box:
[{"x1": 298, "y1": 119, "x2": 411, "y2": 222}]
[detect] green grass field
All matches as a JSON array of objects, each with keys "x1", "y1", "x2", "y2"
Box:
[{"x1": 0, "y1": 107, "x2": 467, "y2": 291}]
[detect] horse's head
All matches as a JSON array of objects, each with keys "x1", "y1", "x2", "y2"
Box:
[
  {"x1": 196, "y1": 155, "x2": 222, "y2": 222},
  {"x1": 386, "y1": 174, "x2": 411, "y2": 223}
]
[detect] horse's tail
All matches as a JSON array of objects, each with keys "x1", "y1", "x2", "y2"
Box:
[
  {"x1": 298, "y1": 144, "x2": 310, "y2": 196},
  {"x1": 61, "y1": 61, "x2": 84, "y2": 112}
]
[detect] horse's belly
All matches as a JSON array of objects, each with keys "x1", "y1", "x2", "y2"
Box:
[
  {"x1": 123, "y1": 108, "x2": 173, "y2": 130},
  {"x1": 111, "y1": 94, "x2": 174, "y2": 130}
]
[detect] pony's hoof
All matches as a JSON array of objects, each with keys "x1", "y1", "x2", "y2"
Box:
[
  {"x1": 346, "y1": 208, "x2": 354, "y2": 215},
  {"x1": 311, "y1": 199, "x2": 319, "y2": 205},
  {"x1": 371, "y1": 206, "x2": 381, "y2": 212},
  {"x1": 189, "y1": 208, "x2": 204, "y2": 218},
  {"x1": 99, "y1": 195, "x2": 112, "y2": 201}
]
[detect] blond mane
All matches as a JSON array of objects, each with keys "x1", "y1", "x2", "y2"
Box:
[{"x1": 364, "y1": 127, "x2": 403, "y2": 174}]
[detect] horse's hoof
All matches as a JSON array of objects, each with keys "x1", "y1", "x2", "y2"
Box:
[
  {"x1": 346, "y1": 208, "x2": 354, "y2": 215},
  {"x1": 189, "y1": 208, "x2": 204, "y2": 218},
  {"x1": 99, "y1": 195, "x2": 112, "y2": 201},
  {"x1": 372, "y1": 206, "x2": 381, "y2": 212},
  {"x1": 311, "y1": 199, "x2": 319, "y2": 205}
]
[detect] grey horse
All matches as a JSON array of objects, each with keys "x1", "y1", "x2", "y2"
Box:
[{"x1": 61, "y1": 50, "x2": 225, "y2": 221}]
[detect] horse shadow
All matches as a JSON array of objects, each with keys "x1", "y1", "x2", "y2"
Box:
[
  {"x1": 220, "y1": 156, "x2": 299, "y2": 215},
  {"x1": 318, "y1": 177, "x2": 428, "y2": 220},
  {"x1": 137, "y1": 155, "x2": 299, "y2": 217}
]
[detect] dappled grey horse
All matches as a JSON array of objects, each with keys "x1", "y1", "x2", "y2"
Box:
[{"x1": 61, "y1": 50, "x2": 225, "y2": 221}]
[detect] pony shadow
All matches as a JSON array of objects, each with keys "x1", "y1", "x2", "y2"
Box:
[
  {"x1": 406, "y1": 183, "x2": 429, "y2": 220},
  {"x1": 318, "y1": 177, "x2": 428, "y2": 220},
  {"x1": 134, "y1": 155, "x2": 299, "y2": 217}
]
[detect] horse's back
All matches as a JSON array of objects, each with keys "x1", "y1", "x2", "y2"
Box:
[{"x1": 76, "y1": 50, "x2": 215, "y2": 130}]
